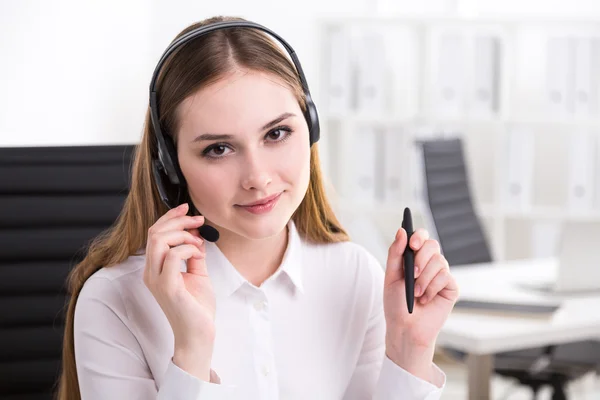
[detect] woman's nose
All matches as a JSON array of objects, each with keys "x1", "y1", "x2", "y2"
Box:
[{"x1": 241, "y1": 151, "x2": 272, "y2": 191}]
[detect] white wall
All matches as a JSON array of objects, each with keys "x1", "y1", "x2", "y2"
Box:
[
  {"x1": 470, "y1": 0, "x2": 600, "y2": 18},
  {"x1": 0, "y1": 0, "x2": 371, "y2": 147},
  {"x1": 371, "y1": 0, "x2": 600, "y2": 18},
  {"x1": 1, "y1": 0, "x2": 599, "y2": 147},
  {"x1": 0, "y1": 0, "x2": 152, "y2": 146}
]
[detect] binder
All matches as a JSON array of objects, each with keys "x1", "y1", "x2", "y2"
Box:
[
  {"x1": 350, "y1": 124, "x2": 380, "y2": 205},
  {"x1": 383, "y1": 126, "x2": 403, "y2": 204},
  {"x1": 503, "y1": 128, "x2": 534, "y2": 212},
  {"x1": 354, "y1": 29, "x2": 388, "y2": 114},
  {"x1": 594, "y1": 131, "x2": 600, "y2": 212},
  {"x1": 324, "y1": 27, "x2": 354, "y2": 115},
  {"x1": 385, "y1": 26, "x2": 420, "y2": 119},
  {"x1": 434, "y1": 32, "x2": 466, "y2": 118},
  {"x1": 469, "y1": 35, "x2": 501, "y2": 117},
  {"x1": 594, "y1": 38, "x2": 600, "y2": 116},
  {"x1": 567, "y1": 130, "x2": 595, "y2": 212},
  {"x1": 545, "y1": 36, "x2": 574, "y2": 116},
  {"x1": 573, "y1": 37, "x2": 595, "y2": 117}
]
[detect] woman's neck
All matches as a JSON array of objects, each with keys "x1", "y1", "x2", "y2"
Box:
[{"x1": 214, "y1": 224, "x2": 289, "y2": 287}]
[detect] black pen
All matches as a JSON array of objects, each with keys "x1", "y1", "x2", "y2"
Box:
[{"x1": 402, "y1": 207, "x2": 415, "y2": 314}]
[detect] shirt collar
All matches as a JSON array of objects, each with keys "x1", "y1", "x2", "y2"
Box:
[
  {"x1": 205, "y1": 220, "x2": 304, "y2": 298},
  {"x1": 275, "y1": 219, "x2": 304, "y2": 294}
]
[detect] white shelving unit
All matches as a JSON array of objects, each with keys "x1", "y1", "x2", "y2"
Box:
[{"x1": 315, "y1": 15, "x2": 600, "y2": 265}]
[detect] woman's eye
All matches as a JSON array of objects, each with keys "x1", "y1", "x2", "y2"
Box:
[
  {"x1": 266, "y1": 127, "x2": 292, "y2": 141},
  {"x1": 203, "y1": 144, "x2": 231, "y2": 158},
  {"x1": 211, "y1": 145, "x2": 227, "y2": 155}
]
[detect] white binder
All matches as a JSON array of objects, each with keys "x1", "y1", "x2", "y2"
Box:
[
  {"x1": 573, "y1": 37, "x2": 594, "y2": 118},
  {"x1": 468, "y1": 35, "x2": 501, "y2": 117},
  {"x1": 383, "y1": 126, "x2": 404, "y2": 204},
  {"x1": 324, "y1": 27, "x2": 354, "y2": 115},
  {"x1": 434, "y1": 32, "x2": 467, "y2": 118},
  {"x1": 594, "y1": 131, "x2": 600, "y2": 211},
  {"x1": 594, "y1": 38, "x2": 600, "y2": 116},
  {"x1": 354, "y1": 29, "x2": 388, "y2": 115},
  {"x1": 546, "y1": 36, "x2": 574, "y2": 116},
  {"x1": 350, "y1": 125, "x2": 380, "y2": 205},
  {"x1": 503, "y1": 128, "x2": 534, "y2": 212},
  {"x1": 567, "y1": 130, "x2": 595, "y2": 212}
]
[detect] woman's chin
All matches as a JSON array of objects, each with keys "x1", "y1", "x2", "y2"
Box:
[
  {"x1": 228, "y1": 213, "x2": 289, "y2": 240},
  {"x1": 244, "y1": 220, "x2": 288, "y2": 239},
  {"x1": 230, "y1": 201, "x2": 293, "y2": 237}
]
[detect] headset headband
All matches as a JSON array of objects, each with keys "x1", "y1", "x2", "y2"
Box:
[{"x1": 150, "y1": 21, "x2": 311, "y2": 95}]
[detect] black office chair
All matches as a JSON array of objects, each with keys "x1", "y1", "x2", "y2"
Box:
[
  {"x1": 0, "y1": 145, "x2": 134, "y2": 399},
  {"x1": 417, "y1": 137, "x2": 600, "y2": 400}
]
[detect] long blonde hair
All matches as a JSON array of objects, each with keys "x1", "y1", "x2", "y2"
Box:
[{"x1": 55, "y1": 15, "x2": 348, "y2": 399}]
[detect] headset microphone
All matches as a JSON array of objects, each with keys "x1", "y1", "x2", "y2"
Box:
[{"x1": 198, "y1": 224, "x2": 220, "y2": 243}]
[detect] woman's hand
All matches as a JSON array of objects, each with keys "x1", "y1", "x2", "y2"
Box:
[
  {"x1": 383, "y1": 227, "x2": 459, "y2": 381},
  {"x1": 143, "y1": 202, "x2": 216, "y2": 381}
]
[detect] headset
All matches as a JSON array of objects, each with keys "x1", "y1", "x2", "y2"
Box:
[{"x1": 149, "y1": 20, "x2": 320, "y2": 242}]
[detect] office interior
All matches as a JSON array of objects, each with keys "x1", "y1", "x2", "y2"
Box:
[{"x1": 2, "y1": 0, "x2": 600, "y2": 399}]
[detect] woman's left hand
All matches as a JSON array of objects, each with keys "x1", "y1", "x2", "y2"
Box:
[{"x1": 383, "y1": 227, "x2": 459, "y2": 376}]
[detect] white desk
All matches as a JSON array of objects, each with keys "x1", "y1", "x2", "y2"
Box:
[{"x1": 437, "y1": 257, "x2": 600, "y2": 400}]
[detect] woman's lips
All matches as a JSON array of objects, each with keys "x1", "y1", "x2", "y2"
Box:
[{"x1": 236, "y1": 192, "x2": 282, "y2": 214}]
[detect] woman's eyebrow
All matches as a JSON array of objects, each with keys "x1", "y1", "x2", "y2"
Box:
[
  {"x1": 191, "y1": 133, "x2": 233, "y2": 143},
  {"x1": 260, "y1": 112, "x2": 296, "y2": 131},
  {"x1": 190, "y1": 112, "x2": 296, "y2": 144}
]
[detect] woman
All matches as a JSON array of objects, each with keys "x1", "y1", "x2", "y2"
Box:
[{"x1": 57, "y1": 15, "x2": 459, "y2": 399}]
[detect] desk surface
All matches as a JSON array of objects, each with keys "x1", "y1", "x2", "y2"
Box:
[{"x1": 437, "y1": 257, "x2": 600, "y2": 354}]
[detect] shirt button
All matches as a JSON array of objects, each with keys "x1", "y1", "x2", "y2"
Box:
[
  {"x1": 262, "y1": 365, "x2": 270, "y2": 376},
  {"x1": 253, "y1": 300, "x2": 266, "y2": 311}
]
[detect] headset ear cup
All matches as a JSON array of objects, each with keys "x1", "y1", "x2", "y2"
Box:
[
  {"x1": 160, "y1": 134, "x2": 186, "y2": 186},
  {"x1": 154, "y1": 128, "x2": 187, "y2": 208},
  {"x1": 152, "y1": 160, "x2": 179, "y2": 209},
  {"x1": 304, "y1": 93, "x2": 320, "y2": 146}
]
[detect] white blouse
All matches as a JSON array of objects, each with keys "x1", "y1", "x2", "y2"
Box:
[{"x1": 74, "y1": 220, "x2": 446, "y2": 399}]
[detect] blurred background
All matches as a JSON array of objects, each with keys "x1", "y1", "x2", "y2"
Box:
[
  {"x1": 3, "y1": 0, "x2": 600, "y2": 264},
  {"x1": 2, "y1": 0, "x2": 600, "y2": 399}
]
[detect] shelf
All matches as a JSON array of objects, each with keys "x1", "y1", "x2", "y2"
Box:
[
  {"x1": 323, "y1": 113, "x2": 417, "y2": 125},
  {"x1": 319, "y1": 16, "x2": 600, "y2": 261},
  {"x1": 333, "y1": 199, "x2": 600, "y2": 222},
  {"x1": 318, "y1": 15, "x2": 600, "y2": 27},
  {"x1": 501, "y1": 206, "x2": 600, "y2": 222},
  {"x1": 333, "y1": 199, "x2": 497, "y2": 217},
  {"x1": 322, "y1": 113, "x2": 600, "y2": 129}
]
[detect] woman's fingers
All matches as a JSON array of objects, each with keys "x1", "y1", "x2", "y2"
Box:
[
  {"x1": 420, "y1": 268, "x2": 452, "y2": 304},
  {"x1": 160, "y1": 244, "x2": 204, "y2": 293},
  {"x1": 409, "y1": 228, "x2": 430, "y2": 251},
  {"x1": 146, "y1": 230, "x2": 204, "y2": 280},
  {"x1": 414, "y1": 253, "x2": 449, "y2": 299},
  {"x1": 154, "y1": 202, "x2": 190, "y2": 226},
  {"x1": 151, "y1": 215, "x2": 205, "y2": 236},
  {"x1": 385, "y1": 228, "x2": 407, "y2": 287},
  {"x1": 414, "y1": 239, "x2": 441, "y2": 279}
]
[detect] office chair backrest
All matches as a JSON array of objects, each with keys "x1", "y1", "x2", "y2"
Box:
[
  {"x1": 418, "y1": 137, "x2": 493, "y2": 266},
  {"x1": 0, "y1": 145, "x2": 134, "y2": 399}
]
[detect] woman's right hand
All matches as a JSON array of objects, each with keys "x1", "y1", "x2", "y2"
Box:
[{"x1": 143, "y1": 202, "x2": 216, "y2": 381}]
